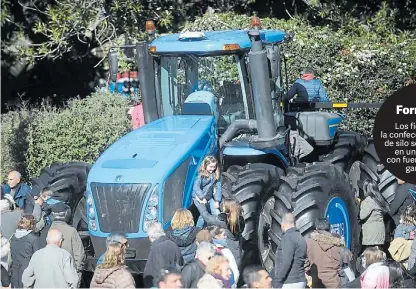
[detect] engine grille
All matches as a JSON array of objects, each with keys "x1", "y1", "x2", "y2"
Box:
[{"x1": 90, "y1": 183, "x2": 150, "y2": 233}]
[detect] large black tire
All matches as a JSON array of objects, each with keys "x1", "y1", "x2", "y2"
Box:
[
  {"x1": 31, "y1": 162, "x2": 91, "y2": 231},
  {"x1": 221, "y1": 163, "x2": 284, "y2": 273},
  {"x1": 321, "y1": 131, "x2": 367, "y2": 172},
  {"x1": 358, "y1": 139, "x2": 398, "y2": 203},
  {"x1": 269, "y1": 162, "x2": 361, "y2": 272},
  {"x1": 348, "y1": 139, "x2": 398, "y2": 245},
  {"x1": 31, "y1": 162, "x2": 92, "y2": 286}
]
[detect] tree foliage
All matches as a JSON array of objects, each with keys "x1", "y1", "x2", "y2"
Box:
[
  {"x1": 3, "y1": 0, "x2": 414, "y2": 65},
  {"x1": 184, "y1": 11, "x2": 416, "y2": 136},
  {"x1": 1, "y1": 0, "x2": 259, "y2": 65},
  {"x1": 303, "y1": 0, "x2": 416, "y2": 30},
  {"x1": 1, "y1": 91, "x2": 131, "y2": 182}
]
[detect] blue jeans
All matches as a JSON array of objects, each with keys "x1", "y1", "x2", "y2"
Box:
[{"x1": 196, "y1": 198, "x2": 220, "y2": 228}]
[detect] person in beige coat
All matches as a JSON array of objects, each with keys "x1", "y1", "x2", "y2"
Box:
[
  {"x1": 90, "y1": 242, "x2": 135, "y2": 288},
  {"x1": 360, "y1": 179, "x2": 391, "y2": 247}
]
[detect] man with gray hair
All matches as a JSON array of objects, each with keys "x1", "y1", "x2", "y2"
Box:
[
  {"x1": 22, "y1": 228, "x2": 79, "y2": 288},
  {"x1": 181, "y1": 241, "x2": 216, "y2": 288},
  {"x1": 143, "y1": 222, "x2": 183, "y2": 288}
]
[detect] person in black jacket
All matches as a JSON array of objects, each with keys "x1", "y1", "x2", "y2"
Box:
[
  {"x1": 181, "y1": 241, "x2": 217, "y2": 288},
  {"x1": 390, "y1": 178, "x2": 416, "y2": 226},
  {"x1": 196, "y1": 198, "x2": 245, "y2": 266},
  {"x1": 9, "y1": 214, "x2": 41, "y2": 288},
  {"x1": 143, "y1": 222, "x2": 184, "y2": 288},
  {"x1": 273, "y1": 213, "x2": 307, "y2": 288}
]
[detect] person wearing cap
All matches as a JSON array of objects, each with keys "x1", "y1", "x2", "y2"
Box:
[
  {"x1": 3, "y1": 170, "x2": 32, "y2": 210},
  {"x1": 96, "y1": 233, "x2": 128, "y2": 266},
  {"x1": 49, "y1": 202, "x2": 85, "y2": 282},
  {"x1": 283, "y1": 67, "x2": 329, "y2": 103}
]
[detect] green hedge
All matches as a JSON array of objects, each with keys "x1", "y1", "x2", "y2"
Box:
[
  {"x1": 1, "y1": 109, "x2": 34, "y2": 182},
  {"x1": 183, "y1": 12, "x2": 416, "y2": 136},
  {"x1": 1, "y1": 92, "x2": 131, "y2": 182}
]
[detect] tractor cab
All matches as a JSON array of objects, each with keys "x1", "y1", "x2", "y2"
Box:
[{"x1": 109, "y1": 20, "x2": 290, "y2": 137}]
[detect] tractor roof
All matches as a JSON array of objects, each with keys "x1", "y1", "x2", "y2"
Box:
[{"x1": 150, "y1": 29, "x2": 286, "y2": 56}]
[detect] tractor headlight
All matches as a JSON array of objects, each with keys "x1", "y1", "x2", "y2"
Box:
[
  {"x1": 89, "y1": 220, "x2": 97, "y2": 231},
  {"x1": 87, "y1": 195, "x2": 93, "y2": 206},
  {"x1": 145, "y1": 206, "x2": 157, "y2": 220},
  {"x1": 143, "y1": 185, "x2": 159, "y2": 232},
  {"x1": 86, "y1": 192, "x2": 97, "y2": 231},
  {"x1": 88, "y1": 207, "x2": 96, "y2": 219},
  {"x1": 147, "y1": 192, "x2": 159, "y2": 207}
]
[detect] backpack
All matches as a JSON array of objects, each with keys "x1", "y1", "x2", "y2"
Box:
[{"x1": 339, "y1": 247, "x2": 355, "y2": 286}]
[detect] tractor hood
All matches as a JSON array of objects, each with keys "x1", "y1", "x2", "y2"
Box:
[{"x1": 88, "y1": 115, "x2": 215, "y2": 184}]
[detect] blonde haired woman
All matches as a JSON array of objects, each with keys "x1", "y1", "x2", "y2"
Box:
[
  {"x1": 196, "y1": 198, "x2": 245, "y2": 266},
  {"x1": 197, "y1": 255, "x2": 232, "y2": 288},
  {"x1": 90, "y1": 243, "x2": 135, "y2": 288},
  {"x1": 167, "y1": 208, "x2": 200, "y2": 263}
]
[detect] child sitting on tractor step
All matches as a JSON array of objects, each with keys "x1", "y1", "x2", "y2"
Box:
[{"x1": 193, "y1": 156, "x2": 222, "y2": 228}]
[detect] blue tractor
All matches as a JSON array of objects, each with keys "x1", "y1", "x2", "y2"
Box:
[{"x1": 31, "y1": 18, "x2": 392, "y2": 278}]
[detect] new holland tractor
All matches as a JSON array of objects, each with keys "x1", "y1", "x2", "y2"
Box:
[{"x1": 30, "y1": 18, "x2": 392, "y2": 277}]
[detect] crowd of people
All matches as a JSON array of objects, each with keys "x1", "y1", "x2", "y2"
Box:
[{"x1": 2, "y1": 155, "x2": 416, "y2": 288}]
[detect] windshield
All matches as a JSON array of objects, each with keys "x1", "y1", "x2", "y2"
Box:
[{"x1": 160, "y1": 55, "x2": 251, "y2": 135}]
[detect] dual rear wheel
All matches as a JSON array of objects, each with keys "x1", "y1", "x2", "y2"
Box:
[{"x1": 221, "y1": 161, "x2": 360, "y2": 273}]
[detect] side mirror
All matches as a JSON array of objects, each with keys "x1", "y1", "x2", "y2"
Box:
[
  {"x1": 124, "y1": 46, "x2": 134, "y2": 59},
  {"x1": 108, "y1": 50, "x2": 118, "y2": 82},
  {"x1": 284, "y1": 32, "x2": 295, "y2": 42}
]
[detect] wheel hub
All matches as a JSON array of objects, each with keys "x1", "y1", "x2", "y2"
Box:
[
  {"x1": 324, "y1": 197, "x2": 351, "y2": 249},
  {"x1": 258, "y1": 196, "x2": 275, "y2": 272}
]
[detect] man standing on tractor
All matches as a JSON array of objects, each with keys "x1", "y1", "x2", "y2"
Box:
[
  {"x1": 284, "y1": 67, "x2": 329, "y2": 161},
  {"x1": 284, "y1": 67, "x2": 329, "y2": 103}
]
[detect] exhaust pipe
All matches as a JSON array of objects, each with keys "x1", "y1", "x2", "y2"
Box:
[
  {"x1": 108, "y1": 50, "x2": 118, "y2": 82},
  {"x1": 219, "y1": 119, "x2": 257, "y2": 148},
  {"x1": 136, "y1": 42, "x2": 159, "y2": 123},
  {"x1": 248, "y1": 30, "x2": 277, "y2": 139}
]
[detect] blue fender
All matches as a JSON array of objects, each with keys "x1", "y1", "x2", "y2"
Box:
[{"x1": 222, "y1": 146, "x2": 289, "y2": 168}]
